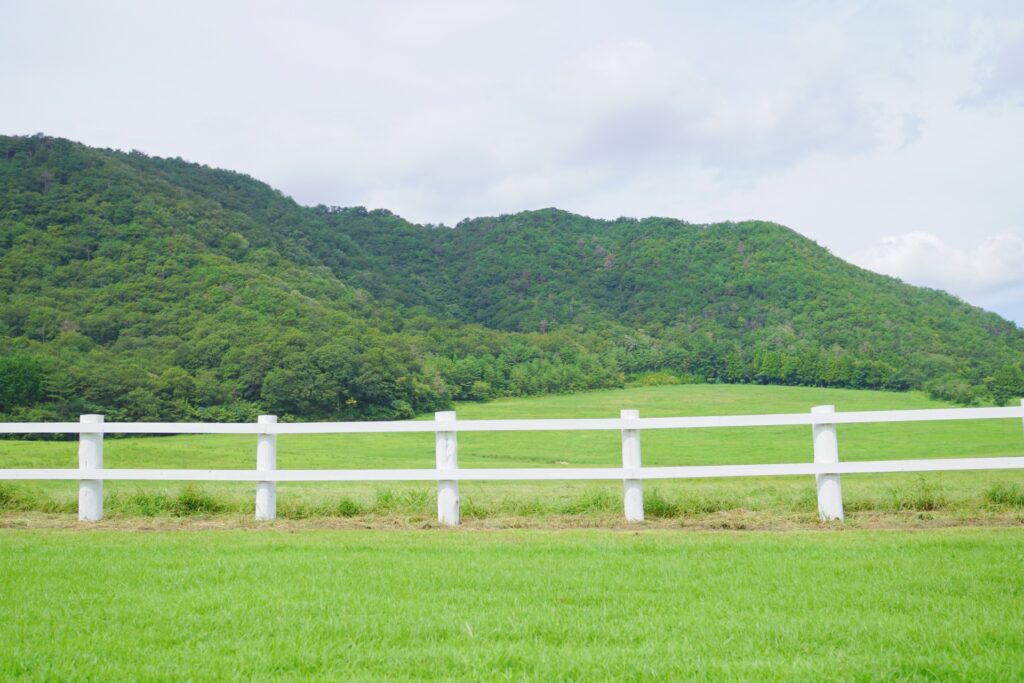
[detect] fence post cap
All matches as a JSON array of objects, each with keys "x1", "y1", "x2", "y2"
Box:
[
  {"x1": 811, "y1": 405, "x2": 835, "y2": 414},
  {"x1": 79, "y1": 414, "x2": 104, "y2": 423},
  {"x1": 621, "y1": 409, "x2": 639, "y2": 419},
  {"x1": 257, "y1": 415, "x2": 278, "y2": 424},
  {"x1": 435, "y1": 410, "x2": 456, "y2": 421}
]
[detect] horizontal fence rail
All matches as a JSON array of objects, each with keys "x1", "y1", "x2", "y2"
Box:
[
  {"x1": 6, "y1": 458, "x2": 1024, "y2": 482},
  {"x1": 1, "y1": 401, "x2": 1022, "y2": 525},
  {"x1": 3, "y1": 406, "x2": 1023, "y2": 435}
]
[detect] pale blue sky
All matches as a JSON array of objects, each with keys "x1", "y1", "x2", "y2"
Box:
[{"x1": 2, "y1": 1, "x2": 1022, "y2": 324}]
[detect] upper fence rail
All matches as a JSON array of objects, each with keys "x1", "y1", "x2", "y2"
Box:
[{"x1": 2, "y1": 405, "x2": 1022, "y2": 435}]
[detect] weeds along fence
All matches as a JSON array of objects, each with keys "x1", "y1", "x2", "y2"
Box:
[{"x1": 2, "y1": 402, "x2": 1023, "y2": 524}]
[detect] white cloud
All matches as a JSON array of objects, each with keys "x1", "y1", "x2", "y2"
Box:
[
  {"x1": 899, "y1": 113, "x2": 925, "y2": 148},
  {"x1": 854, "y1": 231, "x2": 1024, "y2": 295},
  {"x1": 963, "y1": 33, "x2": 1024, "y2": 106},
  {"x1": 852, "y1": 232, "x2": 1024, "y2": 326}
]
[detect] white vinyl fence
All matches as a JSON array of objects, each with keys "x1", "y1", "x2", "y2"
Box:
[{"x1": 2, "y1": 401, "x2": 1023, "y2": 524}]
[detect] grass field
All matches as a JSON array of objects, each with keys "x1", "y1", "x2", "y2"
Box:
[
  {"x1": 3, "y1": 387, "x2": 1023, "y2": 680},
  {"x1": 2, "y1": 384, "x2": 1023, "y2": 523},
  {"x1": 1, "y1": 528, "x2": 1023, "y2": 680}
]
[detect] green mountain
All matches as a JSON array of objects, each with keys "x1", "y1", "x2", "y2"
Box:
[
  {"x1": 317, "y1": 207, "x2": 1024, "y2": 403},
  {"x1": 1, "y1": 134, "x2": 1021, "y2": 423}
]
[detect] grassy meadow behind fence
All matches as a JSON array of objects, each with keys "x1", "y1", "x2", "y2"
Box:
[{"x1": 2, "y1": 384, "x2": 1023, "y2": 523}]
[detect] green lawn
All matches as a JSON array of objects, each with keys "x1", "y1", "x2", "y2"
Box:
[
  {"x1": 1, "y1": 528, "x2": 1023, "y2": 681},
  {"x1": 2, "y1": 384, "x2": 1023, "y2": 520}
]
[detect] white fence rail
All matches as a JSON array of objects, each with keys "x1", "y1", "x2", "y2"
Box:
[{"x1": 1, "y1": 401, "x2": 1022, "y2": 525}]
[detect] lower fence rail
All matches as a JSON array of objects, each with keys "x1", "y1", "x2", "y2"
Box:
[
  {"x1": 5, "y1": 457, "x2": 1024, "y2": 482},
  {"x1": 1, "y1": 402, "x2": 1022, "y2": 524}
]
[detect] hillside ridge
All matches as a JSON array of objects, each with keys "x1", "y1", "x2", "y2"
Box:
[{"x1": 1, "y1": 133, "x2": 1022, "y2": 423}]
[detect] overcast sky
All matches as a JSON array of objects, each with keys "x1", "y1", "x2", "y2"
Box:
[{"x1": 2, "y1": 1, "x2": 1023, "y2": 325}]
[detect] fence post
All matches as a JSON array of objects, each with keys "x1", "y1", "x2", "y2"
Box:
[
  {"x1": 255, "y1": 414, "x2": 277, "y2": 521},
  {"x1": 811, "y1": 405, "x2": 844, "y2": 522},
  {"x1": 622, "y1": 409, "x2": 644, "y2": 522},
  {"x1": 435, "y1": 410, "x2": 459, "y2": 526},
  {"x1": 78, "y1": 414, "x2": 104, "y2": 522}
]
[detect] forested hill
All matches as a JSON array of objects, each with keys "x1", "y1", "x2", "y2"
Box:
[
  {"x1": 1, "y1": 135, "x2": 1022, "y2": 423},
  {"x1": 317, "y1": 207, "x2": 1023, "y2": 379}
]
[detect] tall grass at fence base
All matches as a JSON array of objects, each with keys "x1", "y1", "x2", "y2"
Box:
[
  {"x1": 3, "y1": 478, "x2": 1024, "y2": 523},
  {"x1": 0, "y1": 483, "x2": 74, "y2": 514},
  {"x1": 886, "y1": 477, "x2": 948, "y2": 512},
  {"x1": 109, "y1": 486, "x2": 226, "y2": 517},
  {"x1": 986, "y1": 482, "x2": 1024, "y2": 509}
]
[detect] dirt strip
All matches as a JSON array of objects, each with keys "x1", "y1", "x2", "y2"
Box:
[{"x1": 2, "y1": 510, "x2": 1023, "y2": 532}]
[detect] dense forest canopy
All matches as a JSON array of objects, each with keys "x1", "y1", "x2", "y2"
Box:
[{"x1": 1, "y1": 134, "x2": 1022, "y2": 425}]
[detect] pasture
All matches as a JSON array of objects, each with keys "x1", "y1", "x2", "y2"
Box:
[
  {"x1": 2, "y1": 528, "x2": 1023, "y2": 680},
  {"x1": 1, "y1": 383, "x2": 1023, "y2": 523},
  {"x1": 3, "y1": 385, "x2": 1023, "y2": 680}
]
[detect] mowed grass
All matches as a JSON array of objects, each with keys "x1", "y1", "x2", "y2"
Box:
[
  {"x1": 2, "y1": 384, "x2": 1023, "y2": 520},
  {"x1": 1, "y1": 528, "x2": 1023, "y2": 681}
]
